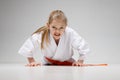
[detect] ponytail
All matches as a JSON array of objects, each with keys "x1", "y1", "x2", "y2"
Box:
[{"x1": 33, "y1": 26, "x2": 49, "y2": 49}]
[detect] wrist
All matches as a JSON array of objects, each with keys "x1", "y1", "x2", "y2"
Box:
[
  {"x1": 27, "y1": 57, "x2": 35, "y2": 63},
  {"x1": 77, "y1": 59, "x2": 84, "y2": 64}
]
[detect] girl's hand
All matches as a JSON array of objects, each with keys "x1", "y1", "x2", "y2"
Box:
[
  {"x1": 72, "y1": 60, "x2": 84, "y2": 66},
  {"x1": 25, "y1": 62, "x2": 41, "y2": 67},
  {"x1": 26, "y1": 57, "x2": 41, "y2": 67}
]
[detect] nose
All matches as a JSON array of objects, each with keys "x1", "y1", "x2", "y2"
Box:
[{"x1": 55, "y1": 29, "x2": 60, "y2": 33}]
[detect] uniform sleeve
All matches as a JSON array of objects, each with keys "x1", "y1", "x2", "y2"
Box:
[
  {"x1": 18, "y1": 33, "x2": 41, "y2": 57},
  {"x1": 71, "y1": 30, "x2": 90, "y2": 60}
]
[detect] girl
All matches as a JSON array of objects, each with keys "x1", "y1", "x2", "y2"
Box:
[{"x1": 18, "y1": 10, "x2": 90, "y2": 67}]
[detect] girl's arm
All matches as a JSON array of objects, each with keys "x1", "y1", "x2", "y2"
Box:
[
  {"x1": 71, "y1": 29, "x2": 90, "y2": 66},
  {"x1": 18, "y1": 33, "x2": 42, "y2": 67}
]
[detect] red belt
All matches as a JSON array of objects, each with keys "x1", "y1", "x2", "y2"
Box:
[{"x1": 45, "y1": 57, "x2": 73, "y2": 66}]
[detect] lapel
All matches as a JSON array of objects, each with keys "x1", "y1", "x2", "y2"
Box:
[{"x1": 50, "y1": 32, "x2": 65, "y2": 59}]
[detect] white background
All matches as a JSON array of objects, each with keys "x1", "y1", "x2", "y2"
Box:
[{"x1": 0, "y1": 0, "x2": 120, "y2": 64}]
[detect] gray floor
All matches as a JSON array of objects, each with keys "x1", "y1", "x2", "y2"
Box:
[{"x1": 0, "y1": 64, "x2": 120, "y2": 80}]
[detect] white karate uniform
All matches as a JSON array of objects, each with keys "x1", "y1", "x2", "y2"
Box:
[{"x1": 18, "y1": 27, "x2": 90, "y2": 64}]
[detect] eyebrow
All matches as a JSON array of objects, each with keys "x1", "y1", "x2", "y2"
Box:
[
  {"x1": 52, "y1": 25, "x2": 65, "y2": 27},
  {"x1": 52, "y1": 26, "x2": 64, "y2": 29}
]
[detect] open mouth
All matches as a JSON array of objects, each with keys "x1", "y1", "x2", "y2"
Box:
[{"x1": 54, "y1": 34, "x2": 60, "y2": 36}]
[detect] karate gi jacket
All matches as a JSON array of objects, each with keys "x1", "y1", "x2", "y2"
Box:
[{"x1": 18, "y1": 27, "x2": 90, "y2": 64}]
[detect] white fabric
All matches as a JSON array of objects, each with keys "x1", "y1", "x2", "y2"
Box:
[{"x1": 18, "y1": 27, "x2": 90, "y2": 64}]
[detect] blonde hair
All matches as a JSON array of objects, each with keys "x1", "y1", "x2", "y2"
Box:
[{"x1": 33, "y1": 10, "x2": 67, "y2": 49}]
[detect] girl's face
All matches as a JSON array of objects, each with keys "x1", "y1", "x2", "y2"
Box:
[{"x1": 48, "y1": 19, "x2": 66, "y2": 41}]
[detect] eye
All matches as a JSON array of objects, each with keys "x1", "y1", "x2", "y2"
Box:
[
  {"x1": 52, "y1": 26, "x2": 55, "y2": 28},
  {"x1": 52, "y1": 26, "x2": 57, "y2": 30},
  {"x1": 60, "y1": 27, "x2": 64, "y2": 29}
]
